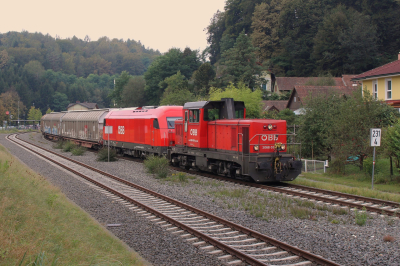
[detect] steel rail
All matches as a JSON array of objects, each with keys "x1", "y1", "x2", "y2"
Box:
[
  {"x1": 285, "y1": 184, "x2": 400, "y2": 208},
  {"x1": 10, "y1": 133, "x2": 340, "y2": 266},
  {"x1": 170, "y1": 167, "x2": 400, "y2": 218}
]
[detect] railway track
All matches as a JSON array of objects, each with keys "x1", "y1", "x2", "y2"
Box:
[
  {"x1": 170, "y1": 169, "x2": 400, "y2": 219},
  {"x1": 8, "y1": 133, "x2": 339, "y2": 266}
]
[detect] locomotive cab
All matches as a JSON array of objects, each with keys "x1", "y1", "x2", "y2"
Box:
[{"x1": 172, "y1": 98, "x2": 302, "y2": 182}]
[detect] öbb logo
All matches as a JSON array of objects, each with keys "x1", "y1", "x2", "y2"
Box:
[
  {"x1": 118, "y1": 126, "x2": 125, "y2": 134},
  {"x1": 190, "y1": 129, "x2": 198, "y2": 136}
]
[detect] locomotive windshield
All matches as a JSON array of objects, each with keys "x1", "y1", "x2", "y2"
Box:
[{"x1": 166, "y1": 117, "x2": 182, "y2": 129}]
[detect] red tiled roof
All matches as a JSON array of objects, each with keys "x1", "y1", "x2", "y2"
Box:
[
  {"x1": 294, "y1": 85, "x2": 356, "y2": 99},
  {"x1": 262, "y1": 100, "x2": 288, "y2": 112},
  {"x1": 352, "y1": 59, "x2": 400, "y2": 80},
  {"x1": 275, "y1": 77, "x2": 344, "y2": 91},
  {"x1": 287, "y1": 86, "x2": 358, "y2": 109}
]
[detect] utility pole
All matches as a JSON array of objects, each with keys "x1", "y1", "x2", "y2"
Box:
[{"x1": 18, "y1": 101, "x2": 19, "y2": 128}]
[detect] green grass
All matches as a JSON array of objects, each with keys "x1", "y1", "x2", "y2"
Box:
[
  {"x1": 291, "y1": 167, "x2": 400, "y2": 203},
  {"x1": 164, "y1": 172, "x2": 196, "y2": 183},
  {"x1": 0, "y1": 144, "x2": 147, "y2": 266},
  {"x1": 62, "y1": 141, "x2": 75, "y2": 152}
]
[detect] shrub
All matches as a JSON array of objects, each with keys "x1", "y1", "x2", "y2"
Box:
[
  {"x1": 96, "y1": 147, "x2": 118, "y2": 162},
  {"x1": 53, "y1": 140, "x2": 64, "y2": 149},
  {"x1": 62, "y1": 141, "x2": 75, "y2": 152},
  {"x1": 355, "y1": 207, "x2": 368, "y2": 226},
  {"x1": 71, "y1": 146, "x2": 86, "y2": 156},
  {"x1": 144, "y1": 155, "x2": 170, "y2": 178}
]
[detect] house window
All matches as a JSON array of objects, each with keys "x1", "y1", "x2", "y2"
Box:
[
  {"x1": 373, "y1": 80, "x2": 378, "y2": 99},
  {"x1": 386, "y1": 79, "x2": 392, "y2": 100}
]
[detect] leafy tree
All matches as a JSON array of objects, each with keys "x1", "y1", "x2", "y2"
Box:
[
  {"x1": 277, "y1": 109, "x2": 296, "y2": 125},
  {"x1": 24, "y1": 60, "x2": 45, "y2": 79},
  {"x1": 0, "y1": 90, "x2": 26, "y2": 125},
  {"x1": 52, "y1": 92, "x2": 69, "y2": 111},
  {"x1": 218, "y1": 31, "x2": 264, "y2": 89},
  {"x1": 46, "y1": 108, "x2": 53, "y2": 114},
  {"x1": 312, "y1": 6, "x2": 378, "y2": 75},
  {"x1": 108, "y1": 71, "x2": 131, "y2": 107},
  {"x1": 191, "y1": 63, "x2": 215, "y2": 97},
  {"x1": 251, "y1": 1, "x2": 282, "y2": 63},
  {"x1": 160, "y1": 71, "x2": 193, "y2": 106},
  {"x1": 300, "y1": 89, "x2": 397, "y2": 172},
  {"x1": 121, "y1": 76, "x2": 146, "y2": 107},
  {"x1": 209, "y1": 82, "x2": 263, "y2": 118},
  {"x1": 144, "y1": 48, "x2": 201, "y2": 105},
  {"x1": 0, "y1": 50, "x2": 9, "y2": 69},
  {"x1": 27, "y1": 106, "x2": 42, "y2": 124},
  {"x1": 206, "y1": 10, "x2": 227, "y2": 64}
]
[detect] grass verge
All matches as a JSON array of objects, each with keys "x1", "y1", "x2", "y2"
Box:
[
  {"x1": 291, "y1": 171, "x2": 400, "y2": 203},
  {"x1": 0, "y1": 144, "x2": 146, "y2": 266}
]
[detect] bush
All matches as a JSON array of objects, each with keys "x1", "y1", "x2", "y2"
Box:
[
  {"x1": 71, "y1": 146, "x2": 86, "y2": 156},
  {"x1": 96, "y1": 147, "x2": 118, "y2": 162},
  {"x1": 53, "y1": 140, "x2": 64, "y2": 149},
  {"x1": 62, "y1": 141, "x2": 75, "y2": 152},
  {"x1": 363, "y1": 157, "x2": 391, "y2": 183},
  {"x1": 355, "y1": 207, "x2": 368, "y2": 226},
  {"x1": 144, "y1": 155, "x2": 170, "y2": 178}
]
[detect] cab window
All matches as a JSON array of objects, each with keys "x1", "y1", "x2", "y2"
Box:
[
  {"x1": 204, "y1": 108, "x2": 220, "y2": 121},
  {"x1": 189, "y1": 110, "x2": 200, "y2": 123},
  {"x1": 166, "y1": 117, "x2": 182, "y2": 129}
]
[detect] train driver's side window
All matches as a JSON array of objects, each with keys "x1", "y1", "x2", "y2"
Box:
[{"x1": 189, "y1": 109, "x2": 200, "y2": 123}]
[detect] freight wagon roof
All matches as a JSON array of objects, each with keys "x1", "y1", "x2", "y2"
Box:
[
  {"x1": 41, "y1": 112, "x2": 66, "y2": 121},
  {"x1": 105, "y1": 106, "x2": 183, "y2": 119},
  {"x1": 62, "y1": 110, "x2": 109, "y2": 122}
]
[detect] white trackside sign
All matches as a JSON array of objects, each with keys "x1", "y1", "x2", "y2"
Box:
[{"x1": 370, "y1": 128, "x2": 381, "y2": 147}]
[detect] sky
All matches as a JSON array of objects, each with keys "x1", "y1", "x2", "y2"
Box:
[{"x1": 1, "y1": 0, "x2": 227, "y2": 53}]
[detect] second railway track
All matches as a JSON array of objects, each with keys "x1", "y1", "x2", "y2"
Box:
[{"x1": 7, "y1": 133, "x2": 340, "y2": 266}]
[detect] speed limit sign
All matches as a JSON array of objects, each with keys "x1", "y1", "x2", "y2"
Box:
[{"x1": 370, "y1": 128, "x2": 381, "y2": 147}]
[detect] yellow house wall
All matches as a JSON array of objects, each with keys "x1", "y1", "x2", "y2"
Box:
[{"x1": 362, "y1": 75, "x2": 400, "y2": 101}]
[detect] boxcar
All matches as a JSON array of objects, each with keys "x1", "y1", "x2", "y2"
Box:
[
  {"x1": 61, "y1": 110, "x2": 109, "y2": 148},
  {"x1": 41, "y1": 112, "x2": 66, "y2": 139}
]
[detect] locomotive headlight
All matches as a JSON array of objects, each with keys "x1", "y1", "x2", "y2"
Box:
[
  {"x1": 268, "y1": 124, "x2": 273, "y2": 130},
  {"x1": 254, "y1": 145, "x2": 259, "y2": 151},
  {"x1": 281, "y1": 144, "x2": 286, "y2": 150}
]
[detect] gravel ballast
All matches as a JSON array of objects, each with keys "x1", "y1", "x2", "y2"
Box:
[{"x1": 2, "y1": 132, "x2": 400, "y2": 266}]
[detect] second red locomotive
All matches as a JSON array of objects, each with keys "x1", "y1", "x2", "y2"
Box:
[{"x1": 103, "y1": 98, "x2": 301, "y2": 182}]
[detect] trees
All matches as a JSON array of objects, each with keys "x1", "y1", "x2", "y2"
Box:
[
  {"x1": 27, "y1": 106, "x2": 42, "y2": 124},
  {"x1": 300, "y1": 89, "x2": 397, "y2": 172},
  {"x1": 121, "y1": 76, "x2": 146, "y2": 107},
  {"x1": 52, "y1": 92, "x2": 69, "y2": 111},
  {"x1": 192, "y1": 63, "x2": 215, "y2": 97},
  {"x1": 159, "y1": 72, "x2": 193, "y2": 106},
  {"x1": 209, "y1": 82, "x2": 263, "y2": 118},
  {"x1": 218, "y1": 31, "x2": 264, "y2": 89},
  {"x1": 144, "y1": 48, "x2": 201, "y2": 105},
  {"x1": 108, "y1": 71, "x2": 131, "y2": 107},
  {"x1": 251, "y1": 1, "x2": 282, "y2": 63}
]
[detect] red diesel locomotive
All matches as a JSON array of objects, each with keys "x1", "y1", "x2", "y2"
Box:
[{"x1": 104, "y1": 98, "x2": 302, "y2": 182}]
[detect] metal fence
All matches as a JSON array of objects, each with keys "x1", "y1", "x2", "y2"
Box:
[{"x1": 302, "y1": 159, "x2": 329, "y2": 173}]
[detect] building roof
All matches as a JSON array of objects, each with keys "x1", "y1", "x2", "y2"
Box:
[
  {"x1": 67, "y1": 102, "x2": 98, "y2": 109},
  {"x1": 262, "y1": 100, "x2": 288, "y2": 112},
  {"x1": 275, "y1": 77, "x2": 345, "y2": 92},
  {"x1": 287, "y1": 86, "x2": 357, "y2": 108},
  {"x1": 352, "y1": 59, "x2": 400, "y2": 80}
]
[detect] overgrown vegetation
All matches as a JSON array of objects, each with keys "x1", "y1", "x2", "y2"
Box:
[
  {"x1": 143, "y1": 155, "x2": 169, "y2": 178},
  {"x1": 71, "y1": 146, "x2": 86, "y2": 156},
  {"x1": 354, "y1": 207, "x2": 368, "y2": 226},
  {"x1": 62, "y1": 141, "x2": 75, "y2": 152},
  {"x1": 96, "y1": 147, "x2": 118, "y2": 162},
  {"x1": 0, "y1": 145, "x2": 145, "y2": 265}
]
